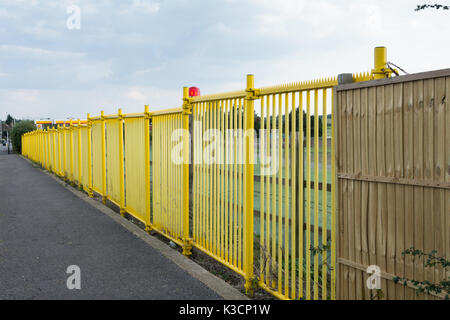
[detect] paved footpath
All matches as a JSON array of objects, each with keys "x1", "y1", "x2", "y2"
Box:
[{"x1": 0, "y1": 149, "x2": 223, "y2": 299}]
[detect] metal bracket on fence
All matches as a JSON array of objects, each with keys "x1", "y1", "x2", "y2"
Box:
[
  {"x1": 245, "y1": 87, "x2": 260, "y2": 100},
  {"x1": 182, "y1": 97, "x2": 192, "y2": 115}
]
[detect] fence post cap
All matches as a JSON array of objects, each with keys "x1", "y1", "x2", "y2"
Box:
[{"x1": 338, "y1": 73, "x2": 353, "y2": 85}]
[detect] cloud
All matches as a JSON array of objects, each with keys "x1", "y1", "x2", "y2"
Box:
[
  {"x1": 118, "y1": 0, "x2": 161, "y2": 15},
  {"x1": 0, "y1": 0, "x2": 449, "y2": 120},
  {"x1": 127, "y1": 87, "x2": 147, "y2": 101}
]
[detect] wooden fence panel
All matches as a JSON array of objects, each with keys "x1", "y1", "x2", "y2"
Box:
[{"x1": 336, "y1": 69, "x2": 450, "y2": 300}]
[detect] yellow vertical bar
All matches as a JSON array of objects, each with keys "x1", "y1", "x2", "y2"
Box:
[
  {"x1": 87, "y1": 114, "x2": 93, "y2": 197},
  {"x1": 220, "y1": 99, "x2": 225, "y2": 259},
  {"x1": 70, "y1": 120, "x2": 74, "y2": 181},
  {"x1": 215, "y1": 101, "x2": 218, "y2": 256},
  {"x1": 144, "y1": 105, "x2": 152, "y2": 231},
  {"x1": 278, "y1": 93, "x2": 282, "y2": 293},
  {"x1": 182, "y1": 89, "x2": 192, "y2": 255},
  {"x1": 260, "y1": 94, "x2": 265, "y2": 284},
  {"x1": 208, "y1": 104, "x2": 213, "y2": 250},
  {"x1": 118, "y1": 109, "x2": 125, "y2": 216},
  {"x1": 322, "y1": 89, "x2": 328, "y2": 299},
  {"x1": 271, "y1": 94, "x2": 276, "y2": 289},
  {"x1": 239, "y1": 98, "x2": 243, "y2": 270},
  {"x1": 331, "y1": 89, "x2": 336, "y2": 300},
  {"x1": 63, "y1": 126, "x2": 67, "y2": 179},
  {"x1": 178, "y1": 113, "x2": 181, "y2": 237},
  {"x1": 77, "y1": 120, "x2": 82, "y2": 187},
  {"x1": 198, "y1": 104, "x2": 202, "y2": 243},
  {"x1": 306, "y1": 90, "x2": 311, "y2": 300},
  {"x1": 284, "y1": 92, "x2": 289, "y2": 297},
  {"x1": 193, "y1": 104, "x2": 197, "y2": 242},
  {"x1": 101, "y1": 111, "x2": 107, "y2": 203},
  {"x1": 314, "y1": 89, "x2": 319, "y2": 300},
  {"x1": 291, "y1": 91, "x2": 297, "y2": 299},
  {"x1": 244, "y1": 74, "x2": 255, "y2": 295},
  {"x1": 225, "y1": 99, "x2": 229, "y2": 263},
  {"x1": 233, "y1": 98, "x2": 238, "y2": 267},
  {"x1": 265, "y1": 94, "x2": 270, "y2": 285},
  {"x1": 52, "y1": 128, "x2": 56, "y2": 172},
  {"x1": 58, "y1": 127, "x2": 62, "y2": 176},
  {"x1": 298, "y1": 92, "x2": 305, "y2": 297},
  {"x1": 155, "y1": 116, "x2": 159, "y2": 228},
  {"x1": 202, "y1": 102, "x2": 207, "y2": 248},
  {"x1": 166, "y1": 115, "x2": 171, "y2": 233}
]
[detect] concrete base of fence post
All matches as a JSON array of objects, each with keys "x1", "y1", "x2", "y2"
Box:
[{"x1": 244, "y1": 278, "x2": 255, "y2": 297}]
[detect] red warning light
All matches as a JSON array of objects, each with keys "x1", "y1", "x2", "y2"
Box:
[{"x1": 189, "y1": 87, "x2": 200, "y2": 97}]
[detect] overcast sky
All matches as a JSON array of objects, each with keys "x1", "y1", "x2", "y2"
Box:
[{"x1": 0, "y1": 0, "x2": 449, "y2": 120}]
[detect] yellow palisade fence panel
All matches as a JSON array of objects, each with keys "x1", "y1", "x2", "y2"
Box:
[
  {"x1": 91, "y1": 121, "x2": 103, "y2": 194},
  {"x1": 80, "y1": 126, "x2": 90, "y2": 191},
  {"x1": 105, "y1": 119, "x2": 121, "y2": 206},
  {"x1": 152, "y1": 113, "x2": 184, "y2": 242},
  {"x1": 72, "y1": 126, "x2": 80, "y2": 183},
  {"x1": 124, "y1": 117, "x2": 147, "y2": 224},
  {"x1": 191, "y1": 97, "x2": 246, "y2": 277}
]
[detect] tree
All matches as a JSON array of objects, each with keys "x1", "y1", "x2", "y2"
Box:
[
  {"x1": 11, "y1": 120, "x2": 35, "y2": 153},
  {"x1": 5, "y1": 114, "x2": 14, "y2": 125},
  {"x1": 415, "y1": 4, "x2": 450, "y2": 11}
]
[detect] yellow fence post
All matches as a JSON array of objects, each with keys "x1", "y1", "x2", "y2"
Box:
[
  {"x1": 62, "y1": 126, "x2": 67, "y2": 179},
  {"x1": 244, "y1": 74, "x2": 256, "y2": 295},
  {"x1": 52, "y1": 128, "x2": 56, "y2": 173},
  {"x1": 144, "y1": 105, "x2": 152, "y2": 231},
  {"x1": 182, "y1": 87, "x2": 193, "y2": 256},
  {"x1": 118, "y1": 108, "x2": 126, "y2": 216},
  {"x1": 372, "y1": 46, "x2": 392, "y2": 79},
  {"x1": 70, "y1": 120, "x2": 74, "y2": 181},
  {"x1": 77, "y1": 119, "x2": 82, "y2": 189},
  {"x1": 87, "y1": 113, "x2": 94, "y2": 197},
  {"x1": 101, "y1": 110, "x2": 107, "y2": 204}
]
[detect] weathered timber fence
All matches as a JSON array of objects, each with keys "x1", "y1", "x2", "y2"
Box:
[{"x1": 335, "y1": 68, "x2": 450, "y2": 300}]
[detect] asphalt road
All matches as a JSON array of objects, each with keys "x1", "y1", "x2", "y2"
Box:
[{"x1": 0, "y1": 152, "x2": 221, "y2": 299}]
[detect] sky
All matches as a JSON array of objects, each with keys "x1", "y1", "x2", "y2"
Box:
[{"x1": 0, "y1": 0, "x2": 449, "y2": 120}]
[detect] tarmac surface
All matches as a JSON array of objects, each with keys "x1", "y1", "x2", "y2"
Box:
[{"x1": 0, "y1": 148, "x2": 222, "y2": 299}]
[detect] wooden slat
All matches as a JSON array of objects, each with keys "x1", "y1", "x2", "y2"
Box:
[
  {"x1": 403, "y1": 82, "x2": 415, "y2": 300},
  {"x1": 445, "y1": 77, "x2": 450, "y2": 284},
  {"x1": 413, "y1": 79, "x2": 425, "y2": 299},
  {"x1": 353, "y1": 89, "x2": 363, "y2": 300},
  {"x1": 423, "y1": 78, "x2": 435, "y2": 299},
  {"x1": 393, "y1": 82, "x2": 405, "y2": 300},
  {"x1": 433, "y1": 77, "x2": 446, "y2": 287},
  {"x1": 376, "y1": 85, "x2": 388, "y2": 297},
  {"x1": 367, "y1": 86, "x2": 378, "y2": 277},
  {"x1": 385, "y1": 84, "x2": 397, "y2": 299},
  {"x1": 346, "y1": 89, "x2": 356, "y2": 300},
  {"x1": 360, "y1": 87, "x2": 370, "y2": 300}
]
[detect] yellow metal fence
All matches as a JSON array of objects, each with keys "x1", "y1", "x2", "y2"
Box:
[{"x1": 22, "y1": 47, "x2": 392, "y2": 300}]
